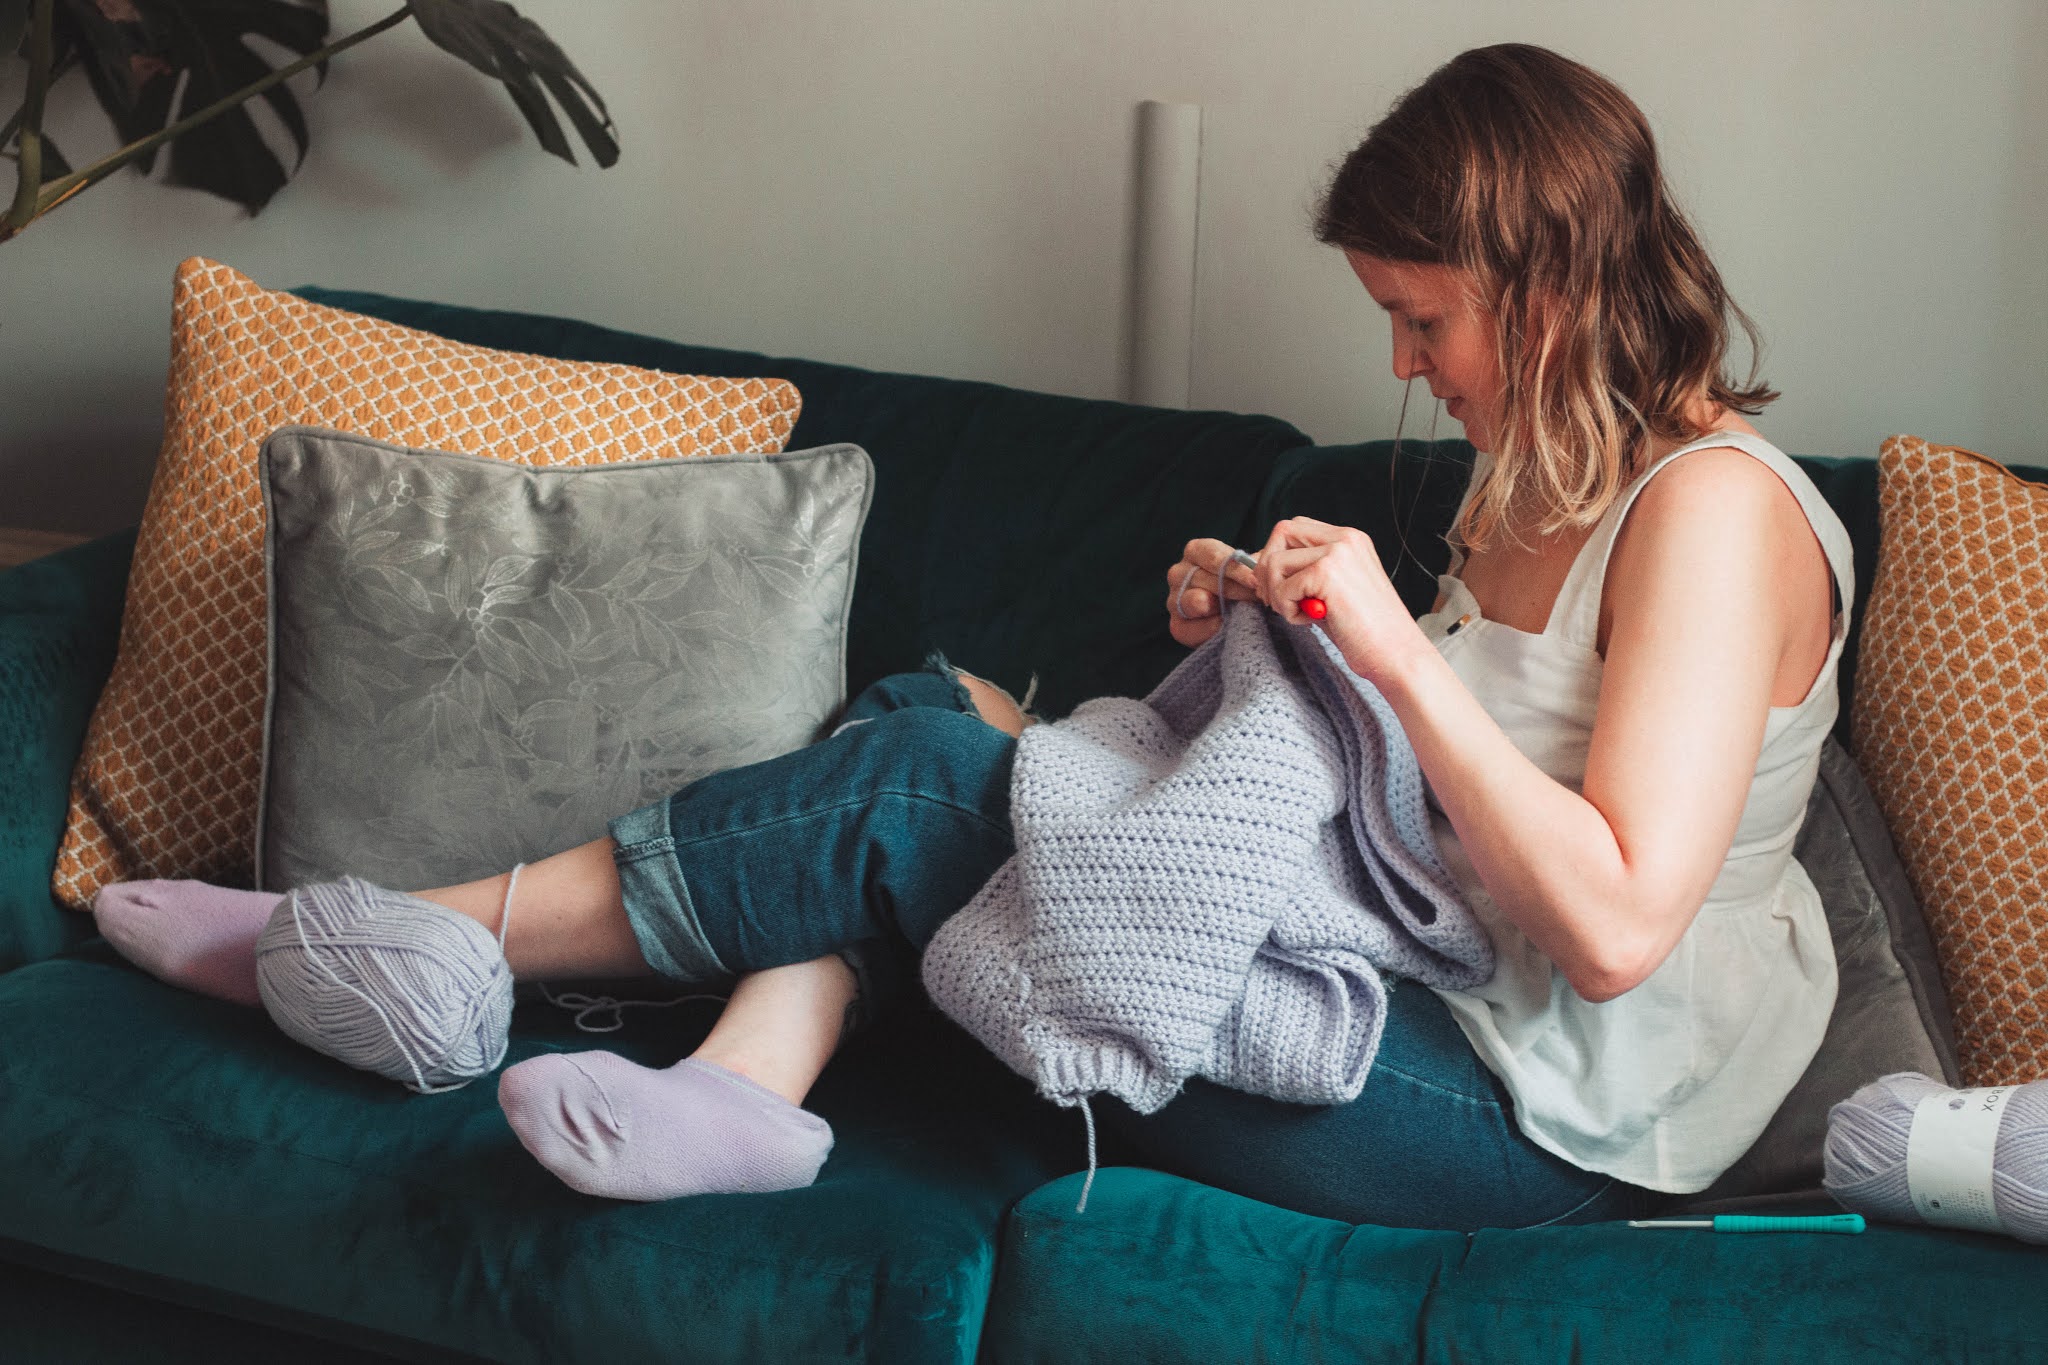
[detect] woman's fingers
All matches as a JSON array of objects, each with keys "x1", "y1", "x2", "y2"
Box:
[
  {"x1": 1267, "y1": 515, "x2": 1344, "y2": 543},
  {"x1": 1185, "y1": 538, "x2": 1259, "y2": 581},
  {"x1": 1257, "y1": 522, "x2": 1324, "y2": 601},
  {"x1": 1166, "y1": 541, "x2": 1259, "y2": 608},
  {"x1": 1166, "y1": 539, "x2": 1267, "y2": 646},
  {"x1": 1256, "y1": 520, "x2": 1388, "y2": 623},
  {"x1": 1169, "y1": 611, "x2": 1224, "y2": 648},
  {"x1": 1164, "y1": 564, "x2": 1229, "y2": 636},
  {"x1": 1262, "y1": 520, "x2": 1377, "y2": 571},
  {"x1": 1169, "y1": 528, "x2": 1374, "y2": 637}
]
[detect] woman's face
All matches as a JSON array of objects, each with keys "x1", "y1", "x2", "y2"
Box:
[{"x1": 1345, "y1": 251, "x2": 1504, "y2": 452}]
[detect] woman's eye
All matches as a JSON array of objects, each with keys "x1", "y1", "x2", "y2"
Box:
[{"x1": 1407, "y1": 317, "x2": 1437, "y2": 335}]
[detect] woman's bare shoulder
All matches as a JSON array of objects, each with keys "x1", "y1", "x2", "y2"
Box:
[
  {"x1": 1600, "y1": 434, "x2": 1833, "y2": 702},
  {"x1": 1626, "y1": 414, "x2": 1801, "y2": 547},
  {"x1": 1604, "y1": 447, "x2": 1802, "y2": 608}
]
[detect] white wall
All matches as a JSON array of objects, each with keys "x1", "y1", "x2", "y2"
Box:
[{"x1": 3, "y1": 0, "x2": 2043, "y2": 536}]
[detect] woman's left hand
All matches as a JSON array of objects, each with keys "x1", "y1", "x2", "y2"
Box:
[{"x1": 1253, "y1": 517, "x2": 1431, "y2": 687}]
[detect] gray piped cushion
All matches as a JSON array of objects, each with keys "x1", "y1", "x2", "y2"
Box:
[
  {"x1": 1688, "y1": 735, "x2": 1960, "y2": 1207},
  {"x1": 255, "y1": 426, "x2": 872, "y2": 892}
]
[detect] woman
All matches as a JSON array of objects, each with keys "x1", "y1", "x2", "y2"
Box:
[{"x1": 93, "y1": 44, "x2": 1849, "y2": 1230}]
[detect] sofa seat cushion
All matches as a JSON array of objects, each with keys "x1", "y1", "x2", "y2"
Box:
[
  {"x1": 983, "y1": 1168, "x2": 2048, "y2": 1363},
  {"x1": 0, "y1": 1250, "x2": 431, "y2": 1364},
  {"x1": 0, "y1": 942, "x2": 1075, "y2": 1364}
]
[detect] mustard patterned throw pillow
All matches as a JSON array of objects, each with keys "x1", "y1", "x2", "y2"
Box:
[
  {"x1": 1851, "y1": 435, "x2": 2048, "y2": 1086},
  {"x1": 52, "y1": 259, "x2": 802, "y2": 910}
]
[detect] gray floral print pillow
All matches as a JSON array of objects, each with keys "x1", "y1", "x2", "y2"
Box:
[{"x1": 255, "y1": 426, "x2": 872, "y2": 893}]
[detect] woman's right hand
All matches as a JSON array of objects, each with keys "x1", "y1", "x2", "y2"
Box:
[{"x1": 1165, "y1": 538, "x2": 1262, "y2": 647}]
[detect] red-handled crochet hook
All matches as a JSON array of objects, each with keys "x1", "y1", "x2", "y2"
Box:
[{"x1": 1230, "y1": 548, "x2": 1327, "y2": 621}]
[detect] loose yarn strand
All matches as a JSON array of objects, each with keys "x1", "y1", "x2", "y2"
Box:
[
  {"x1": 502, "y1": 860, "x2": 729, "y2": 1033},
  {"x1": 1074, "y1": 1095, "x2": 1100, "y2": 1215},
  {"x1": 498, "y1": 864, "x2": 520, "y2": 948},
  {"x1": 1374, "y1": 375, "x2": 1452, "y2": 592},
  {"x1": 536, "y1": 981, "x2": 730, "y2": 1034},
  {"x1": 1173, "y1": 563, "x2": 1202, "y2": 621}
]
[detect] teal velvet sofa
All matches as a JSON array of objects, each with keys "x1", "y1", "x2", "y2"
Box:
[{"x1": 4, "y1": 289, "x2": 2046, "y2": 1364}]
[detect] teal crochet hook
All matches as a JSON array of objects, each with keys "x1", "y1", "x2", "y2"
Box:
[{"x1": 1628, "y1": 1214, "x2": 1866, "y2": 1234}]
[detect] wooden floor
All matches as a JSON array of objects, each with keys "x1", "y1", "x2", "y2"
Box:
[{"x1": 0, "y1": 528, "x2": 91, "y2": 570}]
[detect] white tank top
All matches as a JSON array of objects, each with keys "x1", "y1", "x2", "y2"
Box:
[{"x1": 1416, "y1": 430, "x2": 1852, "y2": 1194}]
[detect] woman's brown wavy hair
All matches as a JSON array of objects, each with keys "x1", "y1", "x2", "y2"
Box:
[{"x1": 1315, "y1": 43, "x2": 1776, "y2": 551}]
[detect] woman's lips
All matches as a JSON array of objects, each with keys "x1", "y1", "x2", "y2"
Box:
[{"x1": 1445, "y1": 397, "x2": 1464, "y2": 420}]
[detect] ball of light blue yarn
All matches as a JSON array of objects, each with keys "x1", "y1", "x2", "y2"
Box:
[
  {"x1": 1824, "y1": 1071, "x2": 2048, "y2": 1245},
  {"x1": 255, "y1": 876, "x2": 514, "y2": 1094}
]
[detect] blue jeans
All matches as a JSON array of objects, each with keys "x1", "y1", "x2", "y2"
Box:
[{"x1": 606, "y1": 663, "x2": 1667, "y2": 1231}]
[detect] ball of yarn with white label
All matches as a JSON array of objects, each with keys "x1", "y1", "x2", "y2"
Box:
[
  {"x1": 1823, "y1": 1072, "x2": 2048, "y2": 1244},
  {"x1": 255, "y1": 876, "x2": 514, "y2": 1094}
]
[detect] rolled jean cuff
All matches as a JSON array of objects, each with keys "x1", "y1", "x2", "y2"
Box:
[
  {"x1": 833, "y1": 940, "x2": 896, "y2": 1038},
  {"x1": 607, "y1": 798, "x2": 730, "y2": 986}
]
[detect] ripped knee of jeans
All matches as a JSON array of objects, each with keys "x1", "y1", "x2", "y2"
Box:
[{"x1": 923, "y1": 650, "x2": 1041, "y2": 733}]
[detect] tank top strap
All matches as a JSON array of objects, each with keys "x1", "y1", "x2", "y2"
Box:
[{"x1": 1546, "y1": 431, "x2": 1856, "y2": 653}]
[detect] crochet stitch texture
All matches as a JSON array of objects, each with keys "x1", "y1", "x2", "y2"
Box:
[{"x1": 921, "y1": 596, "x2": 1494, "y2": 1115}]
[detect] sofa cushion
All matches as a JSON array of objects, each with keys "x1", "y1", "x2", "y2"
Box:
[
  {"x1": 982, "y1": 1167, "x2": 2048, "y2": 1363},
  {"x1": 0, "y1": 943, "x2": 1075, "y2": 1364},
  {"x1": 256, "y1": 430, "x2": 874, "y2": 892},
  {"x1": 0, "y1": 1246, "x2": 448, "y2": 1364},
  {"x1": 294, "y1": 287, "x2": 1311, "y2": 721},
  {"x1": 54, "y1": 260, "x2": 804, "y2": 914},
  {"x1": 0, "y1": 534, "x2": 134, "y2": 974}
]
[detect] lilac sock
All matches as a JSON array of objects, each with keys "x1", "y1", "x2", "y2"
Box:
[
  {"x1": 498, "y1": 1052, "x2": 833, "y2": 1200},
  {"x1": 92, "y1": 879, "x2": 284, "y2": 1007}
]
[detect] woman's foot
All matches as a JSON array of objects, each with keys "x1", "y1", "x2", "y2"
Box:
[
  {"x1": 497, "y1": 1052, "x2": 833, "y2": 1199},
  {"x1": 498, "y1": 955, "x2": 853, "y2": 1199},
  {"x1": 91, "y1": 879, "x2": 283, "y2": 1006}
]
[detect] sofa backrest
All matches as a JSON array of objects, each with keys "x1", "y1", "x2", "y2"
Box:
[
  {"x1": 0, "y1": 531, "x2": 137, "y2": 970},
  {"x1": 10, "y1": 289, "x2": 2043, "y2": 974}
]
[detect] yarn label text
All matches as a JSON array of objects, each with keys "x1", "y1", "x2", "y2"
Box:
[{"x1": 1907, "y1": 1085, "x2": 2015, "y2": 1235}]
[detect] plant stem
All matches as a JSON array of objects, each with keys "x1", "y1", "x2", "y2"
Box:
[
  {"x1": 4, "y1": 0, "x2": 56, "y2": 234},
  {"x1": 1, "y1": 49, "x2": 77, "y2": 156},
  {"x1": 4, "y1": 4, "x2": 413, "y2": 240}
]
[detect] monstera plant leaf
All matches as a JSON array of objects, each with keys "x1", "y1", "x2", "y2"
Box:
[
  {"x1": 58, "y1": 0, "x2": 330, "y2": 213},
  {"x1": 409, "y1": 0, "x2": 616, "y2": 168},
  {"x1": 4, "y1": 0, "x2": 615, "y2": 238}
]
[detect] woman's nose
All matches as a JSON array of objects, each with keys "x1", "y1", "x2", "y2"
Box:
[{"x1": 1392, "y1": 336, "x2": 1431, "y2": 382}]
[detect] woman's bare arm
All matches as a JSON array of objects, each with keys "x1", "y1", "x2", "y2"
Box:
[{"x1": 1261, "y1": 449, "x2": 1831, "y2": 1002}]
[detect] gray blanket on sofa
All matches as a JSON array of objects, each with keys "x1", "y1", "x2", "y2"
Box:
[{"x1": 921, "y1": 596, "x2": 1494, "y2": 1115}]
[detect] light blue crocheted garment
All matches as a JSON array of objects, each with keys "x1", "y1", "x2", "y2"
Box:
[{"x1": 921, "y1": 598, "x2": 1494, "y2": 1116}]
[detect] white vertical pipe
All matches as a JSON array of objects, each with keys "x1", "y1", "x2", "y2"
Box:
[{"x1": 1128, "y1": 100, "x2": 1203, "y2": 409}]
